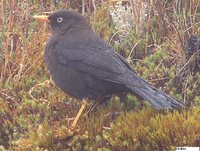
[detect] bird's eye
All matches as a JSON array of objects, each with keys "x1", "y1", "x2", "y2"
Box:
[{"x1": 57, "y1": 17, "x2": 63, "y2": 23}]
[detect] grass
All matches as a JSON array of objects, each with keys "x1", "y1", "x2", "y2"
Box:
[{"x1": 0, "y1": 0, "x2": 200, "y2": 150}]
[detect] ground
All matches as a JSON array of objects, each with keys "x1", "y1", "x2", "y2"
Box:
[{"x1": 0, "y1": 1, "x2": 200, "y2": 150}]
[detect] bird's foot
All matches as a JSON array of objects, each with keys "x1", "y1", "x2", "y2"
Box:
[
  {"x1": 71, "y1": 99, "x2": 88, "y2": 129},
  {"x1": 83, "y1": 97, "x2": 108, "y2": 117}
]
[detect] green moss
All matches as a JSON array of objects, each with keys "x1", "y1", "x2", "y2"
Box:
[{"x1": 104, "y1": 107, "x2": 200, "y2": 150}]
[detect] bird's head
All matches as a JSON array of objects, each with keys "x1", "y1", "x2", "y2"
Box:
[{"x1": 34, "y1": 10, "x2": 90, "y2": 33}]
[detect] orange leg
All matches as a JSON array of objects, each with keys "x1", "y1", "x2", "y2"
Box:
[{"x1": 72, "y1": 99, "x2": 88, "y2": 128}]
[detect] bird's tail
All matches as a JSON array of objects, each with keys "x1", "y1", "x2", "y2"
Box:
[{"x1": 126, "y1": 79, "x2": 184, "y2": 109}]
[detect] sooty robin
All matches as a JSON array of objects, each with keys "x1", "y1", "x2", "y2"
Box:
[{"x1": 34, "y1": 10, "x2": 184, "y2": 127}]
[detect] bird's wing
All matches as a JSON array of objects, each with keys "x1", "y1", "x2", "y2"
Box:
[
  {"x1": 53, "y1": 34, "x2": 184, "y2": 109},
  {"x1": 55, "y1": 37, "x2": 136, "y2": 84}
]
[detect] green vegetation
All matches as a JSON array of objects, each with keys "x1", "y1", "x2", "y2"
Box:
[{"x1": 0, "y1": 0, "x2": 200, "y2": 150}]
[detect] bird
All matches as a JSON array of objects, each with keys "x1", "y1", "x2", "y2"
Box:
[{"x1": 34, "y1": 10, "x2": 184, "y2": 127}]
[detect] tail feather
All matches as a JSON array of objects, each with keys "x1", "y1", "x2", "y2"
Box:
[{"x1": 126, "y1": 80, "x2": 184, "y2": 109}]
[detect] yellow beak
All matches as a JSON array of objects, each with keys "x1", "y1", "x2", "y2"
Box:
[{"x1": 33, "y1": 15, "x2": 49, "y2": 22}]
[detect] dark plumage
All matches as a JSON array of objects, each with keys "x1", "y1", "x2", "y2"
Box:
[
  {"x1": 185, "y1": 35, "x2": 199, "y2": 56},
  {"x1": 44, "y1": 10, "x2": 184, "y2": 110}
]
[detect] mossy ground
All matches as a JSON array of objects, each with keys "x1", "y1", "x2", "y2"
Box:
[{"x1": 0, "y1": 1, "x2": 200, "y2": 150}]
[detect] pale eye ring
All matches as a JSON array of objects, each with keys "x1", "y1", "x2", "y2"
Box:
[{"x1": 57, "y1": 17, "x2": 63, "y2": 23}]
